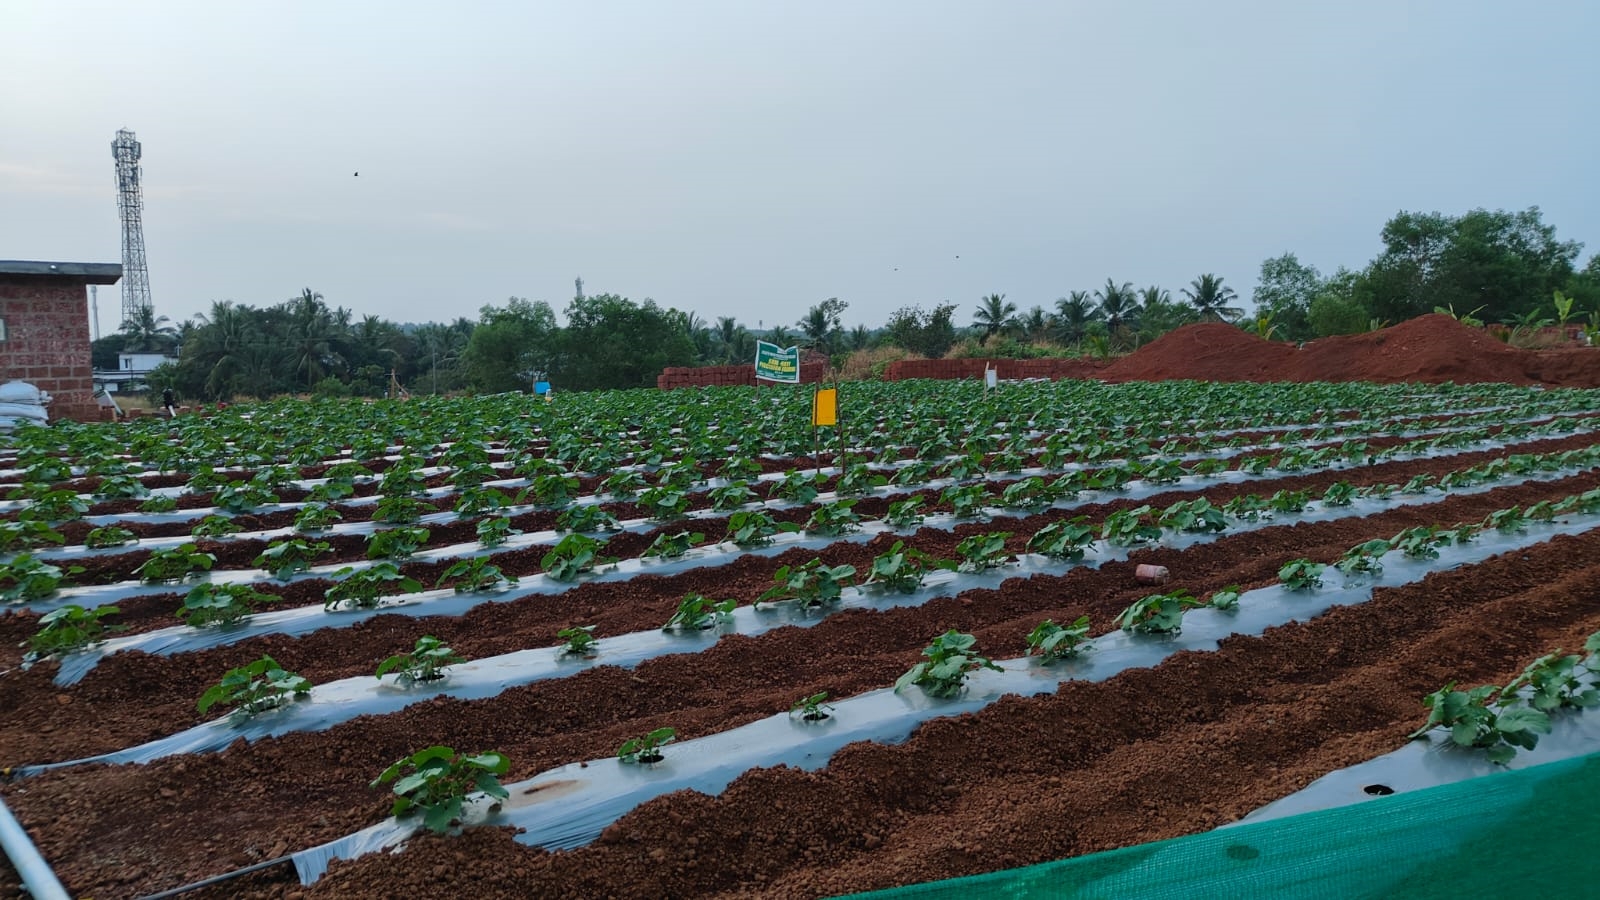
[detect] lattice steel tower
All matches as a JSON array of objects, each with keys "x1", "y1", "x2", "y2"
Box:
[{"x1": 111, "y1": 128, "x2": 153, "y2": 325}]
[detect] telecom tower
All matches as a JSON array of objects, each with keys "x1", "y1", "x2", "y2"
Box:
[{"x1": 111, "y1": 129, "x2": 152, "y2": 326}]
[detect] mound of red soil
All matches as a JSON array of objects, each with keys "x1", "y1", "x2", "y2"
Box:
[
  {"x1": 1106, "y1": 314, "x2": 1600, "y2": 388},
  {"x1": 1103, "y1": 323, "x2": 1294, "y2": 382}
]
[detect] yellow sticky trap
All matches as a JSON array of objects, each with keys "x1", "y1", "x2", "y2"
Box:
[{"x1": 812, "y1": 387, "x2": 838, "y2": 427}]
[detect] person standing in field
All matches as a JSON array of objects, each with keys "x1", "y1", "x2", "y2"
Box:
[{"x1": 162, "y1": 388, "x2": 177, "y2": 419}]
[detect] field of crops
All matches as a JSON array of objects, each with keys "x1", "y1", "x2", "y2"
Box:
[{"x1": 4, "y1": 377, "x2": 1600, "y2": 898}]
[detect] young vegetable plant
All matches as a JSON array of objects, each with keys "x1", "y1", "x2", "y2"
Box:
[
  {"x1": 758, "y1": 559, "x2": 857, "y2": 611},
  {"x1": 372, "y1": 495, "x2": 430, "y2": 525},
  {"x1": 92, "y1": 474, "x2": 150, "y2": 500},
  {"x1": 0, "y1": 520, "x2": 66, "y2": 553},
  {"x1": 617, "y1": 727, "x2": 676, "y2": 764},
  {"x1": 372, "y1": 746, "x2": 510, "y2": 833},
  {"x1": 556, "y1": 504, "x2": 621, "y2": 534},
  {"x1": 1501, "y1": 652, "x2": 1599, "y2": 712},
  {"x1": 178, "y1": 583, "x2": 277, "y2": 628},
  {"x1": 1408, "y1": 682, "x2": 1550, "y2": 764},
  {"x1": 600, "y1": 469, "x2": 648, "y2": 500},
  {"x1": 293, "y1": 502, "x2": 343, "y2": 533},
  {"x1": 323, "y1": 562, "x2": 424, "y2": 610},
  {"x1": 376, "y1": 635, "x2": 466, "y2": 685},
  {"x1": 436, "y1": 556, "x2": 511, "y2": 593},
  {"x1": 1115, "y1": 590, "x2": 1203, "y2": 635},
  {"x1": 637, "y1": 486, "x2": 691, "y2": 522},
  {"x1": 707, "y1": 482, "x2": 758, "y2": 511},
  {"x1": 1158, "y1": 498, "x2": 1227, "y2": 534},
  {"x1": 774, "y1": 470, "x2": 821, "y2": 504},
  {"x1": 253, "y1": 537, "x2": 331, "y2": 580},
  {"x1": 541, "y1": 534, "x2": 618, "y2": 582},
  {"x1": 1266, "y1": 490, "x2": 1310, "y2": 514},
  {"x1": 834, "y1": 464, "x2": 888, "y2": 497},
  {"x1": 724, "y1": 510, "x2": 799, "y2": 548},
  {"x1": 556, "y1": 624, "x2": 599, "y2": 657},
  {"x1": 1223, "y1": 494, "x2": 1271, "y2": 522},
  {"x1": 27, "y1": 604, "x2": 121, "y2": 660},
  {"x1": 998, "y1": 476, "x2": 1054, "y2": 513},
  {"x1": 0, "y1": 554, "x2": 84, "y2": 603},
  {"x1": 1207, "y1": 586, "x2": 1242, "y2": 611},
  {"x1": 453, "y1": 485, "x2": 508, "y2": 517},
  {"x1": 940, "y1": 483, "x2": 991, "y2": 520},
  {"x1": 139, "y1": 494, "x2": 179, "y2": 514},
  {"x1": 862, "y1": 541, "x2": 943, "y2": 594},
  {"x1": 642, "y1": 530, "x2": 706, "y2": 559},
  {"x1": 476, "y1": 516, "x2": 519, "y2": 548},
  {"x1": 84, "y1": 525, "x2": 138, "y2": 549},
  {"x1": 662, "y1": 593, "x2": 737, "y2": 631},
  {"x1": 1277, "y1": 559, "x2": 1327, "y2": 591},
  {"x1": 521, "y1": 473, "x2": 580, "y2": 509},
  {"x1": 190, "y1": 514, "x2": 244, "y2": 538},
  {"x1": 1391, "y1": 525, "x2": 1449, "y2": 560},
  {"x1": 1321, "y1": 481, "x2": 1358, "y2": 507},
  {"x1": 1027, "y1": 517, "x2": 1095, "y2": 560},
  {"x1": 1336, "y1": 539, "x2": 1392, "y2": 577},
  {"x1": 21, "y1": 489, "x2": 89, "y2": 523},
  {"x1": 954, "y1": 532, "x2": 1013, "y2": 573},
  {"x1": 805, "y1": 500, "x2": 862, "y2": 536},
  {"x1": 894, "y1": 630, "x2": 1003, "y2": 698},
  {"x1": 213, "y1": 481, "x2": 278, "y2": 514},
  {"x1": 197, "y1": 655, "x2": 312, "y2": 719},
  {"x1": 367, "y1": 526, "x2": 431, "y2": 560},
  {"x1": 1026, "y1": 615, "x2": 1092, "y2": 662},
  {"x1": 789, "y1": 691, "x2": 835, "y2": 722},
  {"x1": 1101, "y1": 505, "x2": 1161, "y2": 547},
  {"x1": 884, "y1": 496, "x2": 927, "y2": 528},
  {"x1": 134, "y1": 543, "x2": 217, "y2": 584}
]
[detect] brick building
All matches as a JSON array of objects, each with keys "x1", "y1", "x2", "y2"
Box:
[{"x1": 0, "y1": 260, "x2": 122, "y2": 422}]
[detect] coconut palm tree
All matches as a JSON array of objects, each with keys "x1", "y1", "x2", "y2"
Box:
[
  {"x1": 119, "y1": 305, "x2": 179, "y2": 354},
  {"x1": 1182, "y1": 274, "x2": 1243, "y2": 322},
  {"x1": 797, "y1": 298, "x2": 848, "y2": 355},
  {"x1": 972, "y1": 293, "x2": 1017, "y2": 341},
  {"x1": 1019, "y1": 306, "x2": 1050, "y2": 342},
  {"x1": 1052, "y1": 291, "x2": 1100, "y2": 345},
  {"x1": 1094, "y1": 280, "x2": 1141, "y2": 333}
]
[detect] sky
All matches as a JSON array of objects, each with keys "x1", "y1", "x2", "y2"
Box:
[{"x1": 2, "y1": 1, "x2": 1596, "y2": 334}]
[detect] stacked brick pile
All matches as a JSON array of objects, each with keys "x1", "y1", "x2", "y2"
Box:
[
  {"x1": 658, "y1": 353, "x2": 828, "y2": 389},
  {"x1": 882, "y1": 357, "x2": 1105, "y2": 382}
]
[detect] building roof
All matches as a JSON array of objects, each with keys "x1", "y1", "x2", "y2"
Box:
[{"x1": 0, "y1": 260, "x2": 123, "y2": 284}]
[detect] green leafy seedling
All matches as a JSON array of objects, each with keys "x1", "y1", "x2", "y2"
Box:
[
  {"x1": 1026, "y1": 615, "x2": 1092, "y2": 662},
  {"x1": 372, "y1": 746, "x2": 510, "y2": 833},
  {"x1": 376, "y1": 635, "x2": 466, "y2": 685},
  {"x1": 197, "y1": 655, "x2": 311, "y2": 719},
  {"x1": 895, "y1": 630, "x2": 1002, "y2": 698},
  {"x1": 662, "y1": 594, "x2": 737, "y2": 631},
  {"x1": 557, "y1": 624, "x2": 599, "y2": 657},
  {"x1": 789, "y1": 692, "x2": 835, "y2": 722},
  {"x1": 178, "y1": 583, "x2": 276, "y2": 628},
  {"x1": 617, "y1": 727, "x2": 676, "y2": 764}
]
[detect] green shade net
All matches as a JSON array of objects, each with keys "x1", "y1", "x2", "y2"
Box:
[{"x1": 841, "y1": 751, "x2": 1600, "y2": 899}]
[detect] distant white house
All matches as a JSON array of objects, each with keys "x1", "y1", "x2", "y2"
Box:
[{"x1": 93, "y1": 352, "x2": 177, "y2": 393}]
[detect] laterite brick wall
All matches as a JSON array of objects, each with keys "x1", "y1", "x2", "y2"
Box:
[
  {"x1": 0, "y1": 275, "x2": 99, "y2": 421},
  {"x1": 657, "y1": 352, "x2": 828, "y2": 389}
]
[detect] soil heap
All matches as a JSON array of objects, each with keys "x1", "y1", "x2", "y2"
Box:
[{"x1": 1104, "y1": 314, "x2": 1600, "y2": 388}]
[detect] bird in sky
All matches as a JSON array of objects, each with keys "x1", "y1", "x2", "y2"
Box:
[{"x1": 353, "y1": 172, "x2": 359, "y2": 177}]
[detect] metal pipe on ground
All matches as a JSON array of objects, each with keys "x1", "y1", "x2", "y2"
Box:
[{"x1": 0, "y1": 795, "x2": 69, "y2": 900}]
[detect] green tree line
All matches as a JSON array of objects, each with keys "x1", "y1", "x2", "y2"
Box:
[{"x1": 104, "y1": 206, "x2": 1596, "y2": 400}]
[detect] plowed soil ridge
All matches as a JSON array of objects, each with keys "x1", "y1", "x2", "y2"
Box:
[{"x1": 4, "y1": 467, "x2": 1597, "y2": 899}]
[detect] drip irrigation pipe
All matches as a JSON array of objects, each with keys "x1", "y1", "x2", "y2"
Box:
[
  {"x1": 133, "y1": 855, "x2": 292, "y2": 900},
  {"x1": 0, "y1": 795, "x2": 69, "y2": 900}
]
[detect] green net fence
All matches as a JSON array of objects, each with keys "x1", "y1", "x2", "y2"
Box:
[{"x1": 842, "y1": 751, "x2": 1600, "y2": 899}]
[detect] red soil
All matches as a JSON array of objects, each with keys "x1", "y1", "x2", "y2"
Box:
[{"x1": 1105, "y1": 314, "x2": 1600, "y2": 387}]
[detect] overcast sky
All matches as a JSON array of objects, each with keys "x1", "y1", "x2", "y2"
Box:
[{"x1": 3, "y1": 1, "x2": 1595, "y2": 333}]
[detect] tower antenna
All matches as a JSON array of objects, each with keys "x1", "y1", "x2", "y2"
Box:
[{"x1": 112, "y1": 129, "x2": 153, "y2": 329}]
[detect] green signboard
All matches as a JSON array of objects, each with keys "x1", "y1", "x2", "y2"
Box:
[{"x1": 754, "y1": 341, "x2": 800, "y2": 383}]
